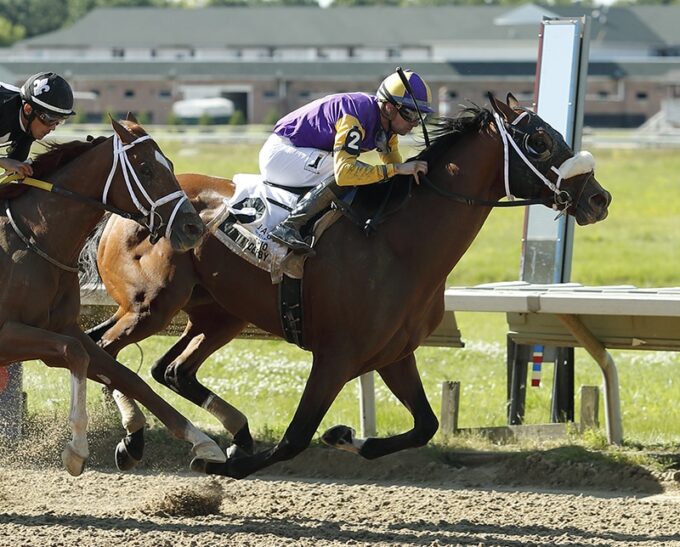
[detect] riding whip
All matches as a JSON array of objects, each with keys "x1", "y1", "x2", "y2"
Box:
[{"x1": 395, "y1": 66, "x2": 431, "y2": 148}]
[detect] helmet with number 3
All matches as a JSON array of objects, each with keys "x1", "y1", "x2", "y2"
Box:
[
  {"x1": 20, "y1": 72, "x2": 75, "y2": 118},
  {"x1": 377, "y1": 70, "x2": 433, "y2": 114}
]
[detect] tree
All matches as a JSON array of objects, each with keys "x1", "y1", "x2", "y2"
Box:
[
  {"x1": 0, "y1": 0, "x2": 68, "y2": 38},
  {"x1": 0, "y1": 14, "x2": 24, "y2": 46}
]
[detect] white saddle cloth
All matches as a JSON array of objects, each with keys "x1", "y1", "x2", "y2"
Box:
[{"x1": 212, "y1": 174, "x2": 303, "y2": 282}]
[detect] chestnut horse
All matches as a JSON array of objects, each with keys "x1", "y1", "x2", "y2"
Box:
[
  {"x1": 0, "y1": 117, "x2": 226, "y2": 475},
  {"x1": 91, "y1": 95, "x2": 611, "y2": 478}
]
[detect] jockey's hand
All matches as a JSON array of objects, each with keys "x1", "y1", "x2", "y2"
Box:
[
  {"x1": 0, "y1": 158, "x2": 33, "y2": 177},
  {"x1": 395, "y1": 161, "x2": 428, "y2": 176},
  {"x1": 395, "y1": 160, "x2": 428, "y2": 184}
]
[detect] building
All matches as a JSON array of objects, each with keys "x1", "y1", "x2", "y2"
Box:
[{"x1": 2, "y1": 5, "x2": 680, "y2": 127}]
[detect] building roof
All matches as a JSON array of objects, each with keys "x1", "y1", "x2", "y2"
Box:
[
  {"x1": 12, "y1": 5, "x2": 680, "y2": 51},
  {"x1": 1, "y1": 59, "x2": 679, "y2": 84}
]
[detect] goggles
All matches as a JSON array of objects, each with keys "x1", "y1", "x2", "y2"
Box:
[
  {"x1": 35, "y1": 110, "x2": 67, "y2": 127},
  {"x1": 397, "y1": 106, "x2": 420, "y2": 123}
]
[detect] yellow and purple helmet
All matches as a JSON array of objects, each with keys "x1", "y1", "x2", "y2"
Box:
[{"x1": 377, "y1": 70, "x2": 433, "y2": 114}]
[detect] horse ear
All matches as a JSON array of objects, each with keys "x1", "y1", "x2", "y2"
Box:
[
  {"x1": 488, "y1": 93, "x2": 517, "y2": 122},
  {"x1": 126, "y1": 112, "x2": 139, "y2": 124},
  {"x1": 506, "y1": 93, "x2": 520, "y2": 110},
  {"x1": 110, "y1": 116, "x2": 136, "y2": 144}
]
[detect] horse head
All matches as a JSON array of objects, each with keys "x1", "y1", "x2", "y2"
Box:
[
  {"x1": 107, "y1": 115, "x2": 206, "y2": 251},
  {"x1": 489, "y1": 93, "x2": 611, "y2": 226}
]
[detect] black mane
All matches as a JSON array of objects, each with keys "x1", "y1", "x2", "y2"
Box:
[
  {"x1": 32, "y1": 136, "x2": 110, "y2": 179},
  {"x1": 416, "y1": 104, "x2": 494, "y2": 163}
]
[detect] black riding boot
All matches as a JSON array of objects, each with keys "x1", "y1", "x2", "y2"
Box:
[{"x1": 269, "y1": 177, "x2": 340, "y2": 257}]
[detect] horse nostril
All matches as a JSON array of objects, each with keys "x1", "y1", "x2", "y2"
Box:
[{"x1": 590, "y1": 192, "x2": 610, "y2": 210}]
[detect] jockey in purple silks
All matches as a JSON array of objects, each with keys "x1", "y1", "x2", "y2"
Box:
[{"x1": 262, "y1": 69, "x2": 435, "y2": 257}]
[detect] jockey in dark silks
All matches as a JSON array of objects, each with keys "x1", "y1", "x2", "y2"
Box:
[
  {"x1": 263, "y1": 69, "x2": 435, "y2": 257},
  {"x1": 0, "y1": 72, "x2": 75, "y2": 177}
]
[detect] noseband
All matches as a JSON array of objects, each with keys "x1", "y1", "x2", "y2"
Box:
[{"x1": 102, "y1": 134, "x2": 188, "y2": 242}]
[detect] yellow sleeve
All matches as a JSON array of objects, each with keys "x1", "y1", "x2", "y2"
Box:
[
  {"x1": 378, "y1": 133, "x2": 402, "y2": 165},
  {"x1": 333, "y1": 114, "x2": 397, "y2": 187}
]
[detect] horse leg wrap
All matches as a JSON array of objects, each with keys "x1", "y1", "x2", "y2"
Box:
[{"x1": 164, "y1": 363, "x2": 209, "y2": 402}]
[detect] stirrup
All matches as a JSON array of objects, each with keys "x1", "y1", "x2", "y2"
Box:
[{"x1": 270, "y1": 231, "x2": 315, "y2": 256}]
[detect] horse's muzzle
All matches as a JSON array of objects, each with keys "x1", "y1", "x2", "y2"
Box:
[
  {"x1": 168, "y1": 200, "x2": 207, "y2": 252},
  {"x1": 573, "y1": 174, "x2": 611, "y2": 226}
]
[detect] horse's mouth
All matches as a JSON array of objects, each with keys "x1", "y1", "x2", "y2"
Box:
[{"x1": 574, "y1": 190, "x2": 611, "y2": 226}]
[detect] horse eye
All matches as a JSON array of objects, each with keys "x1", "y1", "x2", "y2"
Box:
[{"x1": 526, "y1": 131, "x2": 552, "y2": 158}]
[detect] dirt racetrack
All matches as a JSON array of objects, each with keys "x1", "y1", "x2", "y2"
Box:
[{"x1": 2, "y1": 444, "x2": 680, "y2": 547}]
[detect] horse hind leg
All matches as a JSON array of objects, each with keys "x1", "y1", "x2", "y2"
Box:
[
  {"x1": 0, "y1": 321, "x2": 90, "y2": 476},
  {"x1": 193, "y1": 355, "x2": 347, "y2": 479},
  {"x1": 322, "y1": 353, "x2": 439, "y2": 460},
  {"x1": 160, "y1": 305, "x2": 254, "y2": 456}
]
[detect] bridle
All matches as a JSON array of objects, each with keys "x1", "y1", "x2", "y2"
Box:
[
  {"x1": 102, "y1": 133, "x2": 188, "y2": 244},
  {"x1": 421, "y1": 109, "x2": 594, "y2": 214},
  {"x1": 3, "y1": 132, "x2": 188, "y2": 272}
]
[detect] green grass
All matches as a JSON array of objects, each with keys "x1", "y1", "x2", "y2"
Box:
[{"x1": 20, "y1": 139, "x2": 680, "y2": 450}]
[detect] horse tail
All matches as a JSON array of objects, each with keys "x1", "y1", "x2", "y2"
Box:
[{"x1": 79, "y1": 213, "x2": 109, "y2": 293}]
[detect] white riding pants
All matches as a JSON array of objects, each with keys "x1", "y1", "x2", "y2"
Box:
[{"x1": 259, "y1": 134, "x2": 334, "y2": 188}]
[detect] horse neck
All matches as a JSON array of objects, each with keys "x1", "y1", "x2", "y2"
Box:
[
  {"x1": 14, "y1": 139, "x2": 114, "y2": 264},
  {"x1": 388, "y1": 132, "x2": 504, "y2": 278}
]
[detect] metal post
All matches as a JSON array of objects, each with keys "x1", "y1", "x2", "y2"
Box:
[
  {"x1": 358, "y1": 372, "x2": 377, "y2": 438},
  {"x1": 0, "y1": 363, "x2": 23, "y2": 440}
]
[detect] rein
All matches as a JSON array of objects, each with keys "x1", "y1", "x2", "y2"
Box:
[
  {"x1": 4, "y1": 200, "x2": 79, "y2": 272},
  {"x1": 0, "y1": 173, "x2": 145, "y2": 221}
]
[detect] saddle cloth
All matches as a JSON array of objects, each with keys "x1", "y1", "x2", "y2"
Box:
[{"x1": 213, "y1": 174, "x2": 338, "y2": 283}]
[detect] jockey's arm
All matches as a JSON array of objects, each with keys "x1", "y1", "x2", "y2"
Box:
[
  {"x1": 333, "y1": 115, "x2": 399, "y2": 187},
  {"x1": 377, "y1": 133, "x2": 403, "y2": 166}
]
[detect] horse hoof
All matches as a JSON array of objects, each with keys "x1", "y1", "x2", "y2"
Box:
[
  {"x1": 62, "y1": 445, "x2": 87, "y2": 477},
  {"x1": 190, "y1": 457, "x2": 208, "y2": 474},
  {"x1": 191, "y1": 440, "x2": 226, "y2": 463},
  {"x1": 321, "y1": 425, "x2": 355, "y2": 447},
  {"x1": 115, "y1": 439, "x2": 141, "y2": 472},
  {"x1": 322, "y1": 425, "x2": 363, "y2": 455}
]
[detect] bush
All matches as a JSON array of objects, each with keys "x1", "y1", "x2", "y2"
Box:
[{"x1": 229, "y1": 110, "x2": 246, "y2": 125}]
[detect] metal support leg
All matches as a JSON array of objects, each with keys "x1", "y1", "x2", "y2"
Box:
[
  {"x1": 556, "y1": 314, "x2": 622, "y2": 444},
  {"x1": 507, "y1": 336, "x2": 528, "y2": 425},
  {"x1": 551, "y1": 346, "x2": 574, "y2": 423}
]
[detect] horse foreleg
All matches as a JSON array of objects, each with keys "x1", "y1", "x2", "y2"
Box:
[
  {"x1": 160, "y1": 307, "x2": 254, "y2": 455},
  {"x1": 322, "y1": 353, "x2": 439, "y2": 460},
  {"x1": 72, "y1": 331, "x2": 226, "y2": 466},
  {"x1": 195, "y1": 358, "x2": 345, "y2": 479},
  {"x1": 0, "y1": 321, "x2": 89, "y2": 476},
  {"x1": 88, "y1": 306, "x2": 183, "y2": 468}
]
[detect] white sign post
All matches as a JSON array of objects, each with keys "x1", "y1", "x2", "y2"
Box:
[{"x1": 508, "y1": 16, "x2": 591, "y2": 424}]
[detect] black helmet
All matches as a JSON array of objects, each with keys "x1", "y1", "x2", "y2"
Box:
[{"x1": 20, "y1": 72, "x2": 75, "y2": 117}]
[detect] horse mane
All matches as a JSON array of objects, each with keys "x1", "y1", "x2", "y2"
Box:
[
  {"x1": 416, "y1": 104, "x2": 494, "y2": 163},
  {"x1": 353, "y1": 104, "x2": 494, "y2": 213},
  {"x1": 32, "y1": 136, "x2": 110, "y2": 179}
]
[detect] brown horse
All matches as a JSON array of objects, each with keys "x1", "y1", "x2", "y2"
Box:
[
  {"x1": 0, "y1": 116, "x2": 226, "y2": 475},
  {"x1": 91, "y1": 95, "x2": 611, "y2": 478}
]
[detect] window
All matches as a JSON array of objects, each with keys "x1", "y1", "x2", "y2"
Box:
[
  {"x1": 112, "y1": 48, "x2": 124, "y2": 58},
  {"x1": 158, "y1": 90, "x2": 172, "y2": 99},
  {"x1": 263, "y1": 90, "x2": 278, "y2": 100},
  {"x1": 124, "y1": 90, "x2": 135, "y2": 98},
  {"x1": 635, "y1": 91, "x2": 648, "y2": 101}
]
